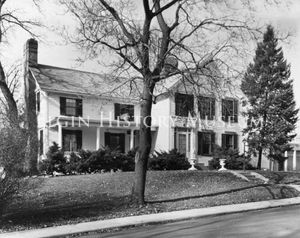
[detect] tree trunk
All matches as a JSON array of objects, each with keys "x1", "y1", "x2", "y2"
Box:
[
  {"x1": 0, "y1": 62, "x2": 18, "y2": 125},
  {"x1": 257, "y1": 147, "x2": 262, "y2": 170},
  {"x1": 132, "y1": 82, "x2": 154, "y2": 204}
]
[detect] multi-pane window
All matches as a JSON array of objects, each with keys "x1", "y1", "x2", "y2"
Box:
[
  {"x1": 175, "y1": 93, "x2": 194, "y2": 117},
  {"x1": 60, "y1": 97, "x2": 82, "y2": 117},
  {"x1": 62, "y1": 129, "x2": 82, "y2": 151},
  {"x1": 221, "y1": 133, "x2": 238, "y2": 150},
  {"x1": 115, "y1": 103, "x2": 134, "y2": 121},
  {"x1": 198, "y1": 132, "x2": 215, "y2": 155},
  {"x1": 105, "y1": 132, "x2": 125, "y2": 153},
  {"x1": 198, "y1": 96, "x2": 215, "y2": 120},
  {"x1": 222, "y1": 99, "x2": 238, "y2": 122}
]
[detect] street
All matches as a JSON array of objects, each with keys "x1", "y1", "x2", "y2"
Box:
[{"x1": 82, "y1": 205, "x2": 300, "y2": 238}]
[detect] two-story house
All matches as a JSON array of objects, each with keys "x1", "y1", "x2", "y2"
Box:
[
  {"x1": 23, "y1": 38, "x2": 299, "y2": 171},
  {"x1": 24, "y1": 39, "x2": 158, "y2": 159}
]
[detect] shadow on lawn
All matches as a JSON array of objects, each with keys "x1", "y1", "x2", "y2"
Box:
[
  {"x1": 1, "y1": 196, "x2": 132, "y2": 229},
  {"x1": 146, "y1": 184, "x2": 298, "y2": 204}
]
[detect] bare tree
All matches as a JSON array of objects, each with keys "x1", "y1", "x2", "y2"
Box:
[
  {"x1": 0, "y1": 0, "x2": 40, "y2": 174},
  {"x1": 60, "y1": 0, "x2": 285, "y2": 204}
]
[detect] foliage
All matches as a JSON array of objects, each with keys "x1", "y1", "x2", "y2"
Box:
[
  {"x1": 208, "y1": 145, "x2": 254, "y2": 170},
  {"x1": 39, "y1": 146, "x2": 136, "y2": 175},
  {"x1": 0, "y1": 126, "x2": 28, "y2": 217},
  {"x1": 241, "y1": 25, "x2": 298, "y2": 169},
  {"x1": 148, "y1": 149, "x2": 191, "y2": 170},
  {"x1": 39, "y1": 142, "x2": 66, "y2": 175}
]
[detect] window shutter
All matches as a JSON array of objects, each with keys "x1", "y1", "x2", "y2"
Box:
[
  {"x1": 76, "y1": 99, "x2": 83, "y2": 117},
  {"x1": 221, "y1": 134, "x2": 226, "y2": 148},
  {"x1": 39, "y1": 130, "x2": 43, "y2": 155},
  {"x1": 221, "y1": 100, "x2": 227, "y2": 122},
  {"x1": 36, "y1": 92, "x2": 40, "y2": 112},
  {"x1": 120, "y1": 134, "x2": 125, "y2": 153},
  {"x1": 114, "y1": 103, "x2": 120, "y2": 120},
  {"x1": 210, "y1": 98, "x2": 215, "y2": 120},
  {"x1": 60, "y1": 97, "x2": 66, "y2": 115},
  {"x1": 76, "y1": 130, "x2": 82, "y2": 150},
  {"x1": 174, "y1": 130, "x2": 177, "y2": 150},
  {"x1": 105, "y1": 132, "x2": 110, "y2": 149},
  {"x1": 211, "y1": 132, "x2": 215, "y2": 153},
  {"x1": 234, "y1": 134, "x2": 238, "y2": 150},
  {"x1": 188, "y1": 94, "x2": 194, "y2": 116},
  {"x1": 234, "y1": 100, "x2": 238, "y2": 122},
  {"x1": 198, "y1": 132, "x2": 203, "y2": 155}
]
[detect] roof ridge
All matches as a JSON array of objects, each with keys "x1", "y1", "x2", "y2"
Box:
[{"x1": 33, "y1": 64, "x2": 105, "y2": 77}]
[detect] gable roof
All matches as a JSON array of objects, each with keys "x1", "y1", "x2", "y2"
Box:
[{"x1": 30, "y1": 64, "x2": 141, "y2": 100}]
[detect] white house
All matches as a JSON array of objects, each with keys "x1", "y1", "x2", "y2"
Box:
[{"x1": 23, "y1": 39, "x2": 299, "y2": 171}]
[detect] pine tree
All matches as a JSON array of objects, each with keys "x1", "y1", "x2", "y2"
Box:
[{"x1": 241, "y1": 25, "x2": 298, "y2": 170}]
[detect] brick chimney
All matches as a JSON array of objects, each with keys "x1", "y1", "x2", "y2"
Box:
[{"x1": 24, "y1": 38, "x2": 38, "y2": 68}]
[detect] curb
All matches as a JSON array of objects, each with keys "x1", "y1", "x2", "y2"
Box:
[{"x1": 1, "y1": 197, "x2": 300, "y2": 238}]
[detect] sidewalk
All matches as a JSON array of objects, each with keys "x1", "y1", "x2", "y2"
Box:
[{"x1": 1, "y1": 197, "x2": 300, "y2": 238}]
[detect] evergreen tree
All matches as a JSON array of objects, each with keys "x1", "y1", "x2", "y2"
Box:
[{"x1": 241, "y1": 25, "x2": 298, "y2": 170}]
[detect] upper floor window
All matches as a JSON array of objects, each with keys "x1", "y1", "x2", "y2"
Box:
[
  {"x1": 198, "y1": 131, "x2": 215, "y2": 155},
  {"x1": 114, "y1": 103, "x2": 134, "y2": 121},
  {"x1": 198, "y1": 96, "x2": 215, "y2": 120},
  {"x1": 175, "y1": 93, "x2": 194, "y2": 117},
  {"x1": 60, "y1": 97, "x2": 82, "y2": 117},
  {"x1": 222, "y1": 99, "x2": 238, "y2": 122},
  {"x1": 221, "y1": 133, "x2": 238, "y2": 150}
]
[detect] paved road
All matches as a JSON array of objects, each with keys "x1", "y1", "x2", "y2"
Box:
[{"x1": 81, "y1": 205, "x2": 300, "y2": 238}]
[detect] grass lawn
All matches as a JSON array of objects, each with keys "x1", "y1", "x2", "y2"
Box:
[
  {"x1": 1, "y1": 171, "x2": 299, "y2": 232},
  {"x1": 256, "y1": 170, "x2": 300, "y2": 185}
]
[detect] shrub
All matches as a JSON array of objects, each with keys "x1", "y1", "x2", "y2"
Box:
[
  {"x1": 0, "y1": 126, "x2": 28, "y2": 217},
  {"x1": 208, "y1": 145, "x2": 254, "y2": 170},
  {"x1": 148, "y1": 149, "x2": 191, "y2": 170},
  {"x1": 39, "y1": 142, "x2": 66, "y2": 175}
]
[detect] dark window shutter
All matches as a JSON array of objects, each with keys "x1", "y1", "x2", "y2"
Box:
[
  {"x1": 36, "y1": 92, "x2": 40, "y2": 112},
  {"x1": 221, "y1": 100, "x2": 227, "y2": 122},
  {"x1": 120, "y1": 134, "x2": 125, "y2": 153},
  {"x1": 234, "y1": 134, "x2": 238, "y2": 150},
  {"x1": 105, "y1": 132, "x2": 110, "y2": 148},
  {"x1": 211, "y1": 132, "x2": 215, "y2": 153},
  {"x1": 76, "y1": 130, "x2": 82, "y2": 150},
  {"x1": 174, "y1": 130, "x2": 177, "y2": 150},
  {"x1": 114, "y1": 103, "x2": 120, "y2": 119},
  {"x1": 234, "y1": 100, "x2": 238, "y2": 122},
  {"x1": 129, "y1": 105, "x2": 134, "y2": 121},
  {"x1": 188, "y1": 94, "x2": 194, "y2": 116},
  {"x1": 76, "y1": 99, "x2": 83, "y2": 117},
  {"x1": 60, "y1": 97, "x2": 66, "y2": 115},
  {"x1": 198, "y1": 132, "x2": 203, "y2": 155},
  {"x1": 39, "y1": 130, "x2": 43, "y2": 155},
  {"x1": 221, "y1": 134, "x2": 226, "y2": 148},
  {"x1": 211, "y1": 99, "x2": 215, "y2": 120},
  {"x1": 175, "y1": 93, "x2": 180, "y2": 116}
]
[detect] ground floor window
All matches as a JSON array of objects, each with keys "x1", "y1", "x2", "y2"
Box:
[
  {"x1": 105, "y1": 132, "x2": 125, "y2": 153},
  {"x1": 62, "y1": 129, "x2": 82, "y2": 151},
  {"x1": 198, "y1": 131, "x2": 215, "y2": 155},
  {"x1": 221, "y1": 133, "x2": 238, "y2": 150}
]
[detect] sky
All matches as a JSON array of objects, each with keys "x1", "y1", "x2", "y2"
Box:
[{"x1": 1, "y1": 0, "x2": 300, "y2": 133}]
